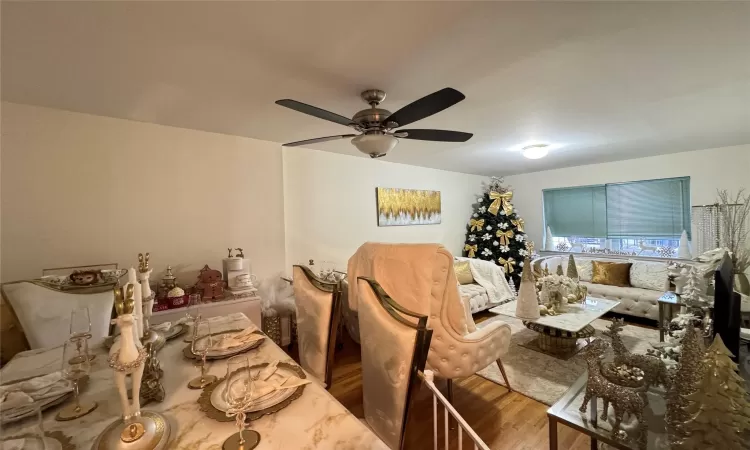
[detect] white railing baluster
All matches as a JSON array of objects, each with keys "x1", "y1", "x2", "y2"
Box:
[
  {"x1": 433, "y1": 394, "x2": 438, "y2": 450},
  {"x1": 419, "y1": 370, "x2": 491, "y2": 450},
  {"x1": 444, "y1": 407, "x2": 449, "y2": 449}
]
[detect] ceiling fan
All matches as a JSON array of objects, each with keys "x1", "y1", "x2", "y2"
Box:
[{"x1": 275, "y1": 88, "x2": 473, "y2": 158}]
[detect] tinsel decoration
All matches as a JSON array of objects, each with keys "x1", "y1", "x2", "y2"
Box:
[
  {"x1": 677, "y1": 334, "x2": 750, "y2": 449},
  {"x1": 462, "y1": 178, "x2": 528, "y2": 285},
  {"x1": 666, "y1": 324, "x2": 705, "y2": 445}
]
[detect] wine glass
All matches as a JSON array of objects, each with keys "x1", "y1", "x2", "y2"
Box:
[
  {"x1": 222, "y1": 355, "x2": 260, "y2": 450},
  {"x1": 70, "y1": 306, "x2": 95, "y2": 361},
  {"x1": 186, "y1": 293, "x2": 202, "y2": 322},
  {"x1": 188, "y1": 317, "x2": 217, "y2": 389},
  {"x1": 56, "y1": 337, "x2": 97, "y2": 421}
]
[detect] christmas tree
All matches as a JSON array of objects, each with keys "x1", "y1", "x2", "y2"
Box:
[
  {"x1": 677, "y1": 334, "x2": 750, "y2": 449},
  {"x1": 463, "y1": 177, "x2": 529, "y2": 285},
  {"x1": 666, "y1": 324, "x2": 705, "y2": 442},
  {"x1": 681, "y1": 266, "x2": 709, "y2": 308}
]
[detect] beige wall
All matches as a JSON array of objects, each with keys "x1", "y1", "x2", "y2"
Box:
[
  {"x1": 504, "y1": 144, "x2": 750, "y2": 247},
  {"x1": 0, "y1": 102, "x2": 286, "y2": 282},
  {"x1": 282, "y1": 146, "x2": 486, "y2": 271}
]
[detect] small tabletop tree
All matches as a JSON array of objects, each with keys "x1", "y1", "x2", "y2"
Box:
[{"x1": 677, "y1": 334, "x2": 750, "y2": 449}]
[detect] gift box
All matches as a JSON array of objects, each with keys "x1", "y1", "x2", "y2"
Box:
[{"x1": 167, "y1": 294, "x2": 188, "y2": 309}]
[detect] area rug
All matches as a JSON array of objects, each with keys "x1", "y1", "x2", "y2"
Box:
[{"x1": 475, "y1": 314, "x2": 659, "y2": 406}]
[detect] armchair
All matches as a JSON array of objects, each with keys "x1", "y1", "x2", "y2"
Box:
[{"x1": 348, "y1": 243, "x2": 513, "y2": 395}]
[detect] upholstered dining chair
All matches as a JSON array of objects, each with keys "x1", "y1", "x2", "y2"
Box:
[
  {"x1": 1, "y1": 281, "x2": 115, "y2": 350},
  {"x1": 292, "y1": 265, "x2": 343, "y2": 388},
  {"x1": 348, "y1": 243, "x2": 513, "y2": 398},
  {"x1": 358, "y1": 276, "x2": 432, "y2": 450}
]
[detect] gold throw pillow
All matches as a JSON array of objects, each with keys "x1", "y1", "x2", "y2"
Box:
[
  {"x1": 592, "y1": 261, "x2": 632, "y2": 287},
  {"x1": 454, "y1": 261, "x2": 475, "y2": 285}
]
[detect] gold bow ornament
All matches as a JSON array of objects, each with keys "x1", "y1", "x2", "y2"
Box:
[
  {"x1": 464, "y1": 244, "x2": 478, "y2": 258},
  {"x1": 498, "y1": 257, "x2": 516, "y2": 274},
  {"x1": 488, "y1": 191, "x2": 514, "y2": 216},
  {"x1": 511, "y1": 218, "x2": 524, "y2": 232},
  {"x1": 496, "y1": 229, "x2": 515, "y2": 246},
  {"x1": 469, "y1": 218, "x2": 485, "y2": 232}
]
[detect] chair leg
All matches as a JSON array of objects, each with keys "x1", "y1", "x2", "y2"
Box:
[
  {"x1": 446, "y1": 378, "x2": 454, "y2": 404},
  {"x1": 496, "y1": 359, "x2": 512, "y2": 391}
]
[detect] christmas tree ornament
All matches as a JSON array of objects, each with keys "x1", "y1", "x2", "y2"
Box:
[
  {"x1": 488, "y1": 190, "x2": 513, "y2": 216},
  {"x1": 469, "y1": 218, "x2": 484, "y2": 231},
  {"x1": 498, "y1": 257, "x2": 516, "y2": 274},
  {"x1": 677, "y1": 334, "x2": 750, "y2": 449},
  {"x1": 496, "y1": 229, "x2": 515, "y2": 246},
  {"x1": 515, "y1": 258, "x2": 540, "y2": 320},
  {"x1": 464, "y1": 244, "x2": 478, "y2": 258},
  {"x1": 677, "y1": 230, "x2": 692, "y2": 259},
  {"x1": 511, "y1": 218, "x2": 525, "y2": 232}
]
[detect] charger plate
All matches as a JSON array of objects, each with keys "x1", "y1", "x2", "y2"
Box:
[
  {"x1": 1, "y1": 430, "x2": 74, "y2": 450},
  {"x1": 198, "y1": 362, "x2": 307, "y2": 422},
  {"x1": 0, "y1": 391, "x2": 72, "y2": 425},
  {"x1": 182, "y1": 330, "x2": 265, "y2": 361}
]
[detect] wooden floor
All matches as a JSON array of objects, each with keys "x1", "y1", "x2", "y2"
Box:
[{"x1": 289, "y1": 312, "x2": 593, "y2": 450}]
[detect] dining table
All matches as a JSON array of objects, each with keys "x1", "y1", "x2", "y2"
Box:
[{"x1": 1, "y1": 312, "x2": 388, "y2": 449}]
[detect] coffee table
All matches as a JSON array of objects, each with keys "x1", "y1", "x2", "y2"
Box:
[{"x1": 490, "y1": 297, "x2": 620, "y2": 359}]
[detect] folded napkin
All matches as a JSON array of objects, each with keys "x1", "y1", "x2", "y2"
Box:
[
  {"x1": 151, "y1": 321, "x2": 172, "y2": 332},
  {"x1": 209, "y1": 328, "x2": 265, "y2": 351},
  {"x1": 0, "y1": 371, "x2": 72, "y2": 412},
  {"x1": 246, "y1": 360, "x2": 311, "y2": 403}
]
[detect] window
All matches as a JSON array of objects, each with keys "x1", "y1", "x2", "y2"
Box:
[{"x1": 543, "y1": 177, "x2": 691, "y2": 257}]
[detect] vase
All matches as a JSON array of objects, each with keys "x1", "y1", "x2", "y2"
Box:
[{"x1": 735, "y1": 272, "x2": 750, "y2": 296}]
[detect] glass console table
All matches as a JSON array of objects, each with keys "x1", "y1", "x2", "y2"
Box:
[{"x1": 547, "y1": 373, "x2": 670, "y2": 450}]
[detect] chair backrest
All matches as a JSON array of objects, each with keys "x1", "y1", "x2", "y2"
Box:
[
  {"x1": 292, "y1": 265, "x2": 342, "y2": 388},
  {"x1": 348, "y1": 243, "x2": 473, "y2": 376},
  {"x1": 1, "y1": 281, "x2": 115, "y2": 349},
  {"x1": 358, "y1": 277, "x2": 432, "y2": 450}
]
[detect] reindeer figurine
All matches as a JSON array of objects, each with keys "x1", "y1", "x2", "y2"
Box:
[
  {"x1": 108, "y1": 284, "x2": 148, "y2": 422},
  {"x1": 579, "y1": 339, "x2": 648, "y2": 449},
  {"x1": 604, "y1": 319, "x2": 668, "y2": 389}
]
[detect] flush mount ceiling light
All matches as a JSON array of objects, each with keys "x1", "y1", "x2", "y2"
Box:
[{"x1": 521, "y1": 144, "x2": 550, "y2": 159}]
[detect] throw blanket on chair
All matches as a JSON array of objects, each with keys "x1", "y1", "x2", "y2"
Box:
[{"x1": 454, "y1": 256, "x2": 515, "y2": 306}]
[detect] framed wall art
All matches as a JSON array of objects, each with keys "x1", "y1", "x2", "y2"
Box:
[{"x1": 376, "y1": 187, "x2": 442, "y2": 226}]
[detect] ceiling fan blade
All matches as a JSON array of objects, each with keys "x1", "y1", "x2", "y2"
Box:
[
  {"x1": 282, "y1": 134, "x2": 357, "y2": 147},
  {"x1": 275, "y1": 99, "x2": 354, "y2": 127},
  {"x1": 384, "y1": 88, "x2": 466, "y2": 128},
  {"x1": 399, "y1": 129, "x2": 473, "y2": 142}
]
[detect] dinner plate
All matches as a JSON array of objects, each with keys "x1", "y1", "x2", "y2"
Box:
[
  {"x1": 198, "y1": 362, "x2": 307, "y2": 422},
  {"x1": 161, "y1": 323, "x2": 188, "y2": 341},
  {"x1": 183, "y1": 330, "x2": 265, "y2": 361},
  {"x1": 0, "y1": 391, "x2": 72, "y2": 425}
]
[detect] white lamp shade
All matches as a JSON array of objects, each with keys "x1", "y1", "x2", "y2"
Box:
[{"x1": 351, "y1": 134, "x2": 398, "y2": 158}]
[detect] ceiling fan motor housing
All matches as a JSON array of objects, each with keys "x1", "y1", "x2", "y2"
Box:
[{"x1": 352, "y1": 107, "x2": 392, "y2": 129}]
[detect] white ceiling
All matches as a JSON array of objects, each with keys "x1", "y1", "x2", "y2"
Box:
[{"x1": 2, "y1": 1, "x2": 749, "y2": 176}]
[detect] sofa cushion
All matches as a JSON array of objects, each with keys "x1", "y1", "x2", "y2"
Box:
[
  {"x1": 582, "y1": 281, "x2": 661, "y2": 320},
  {"x1": 454, "y1": 260, "x2": 474, "y2": 285},
  {"x1": 629, "y1": 260, "x2": 669, "y2": 291},
  {"x1": 577, "y1": 259, "x2": 593, "y2": 282},
  {"x1": 592, "y1": 261, "x2": 632, "y2": 287}
]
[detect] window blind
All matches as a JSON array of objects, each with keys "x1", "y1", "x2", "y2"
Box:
[
  {"x1": 543, "y1": 185, "x2": 607, "y2": 238},
  {"x1": 606, "y1": 177, "x2": 691, "y2": 239}
]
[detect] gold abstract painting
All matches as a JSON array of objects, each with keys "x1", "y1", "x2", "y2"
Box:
[{"x1": 376, "y1": 187, "x2": 441, "y2": 226}]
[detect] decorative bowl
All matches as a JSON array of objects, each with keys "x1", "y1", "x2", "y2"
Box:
[{"x1": 600, "y1": 361, "x2": 647, "y2": 389}]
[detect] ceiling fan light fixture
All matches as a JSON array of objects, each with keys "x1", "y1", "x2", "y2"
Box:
[
  {"x1": 351, "y1": 134, "x2": 399, "y2": 158},
  {"x1": 521, "y1": 144, "x2": 550, "y2": 159}
]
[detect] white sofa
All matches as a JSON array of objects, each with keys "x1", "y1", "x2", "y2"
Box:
[
  {"x1": 532, "y1": 255, "x2": 688, "y2": 321},
  {"x1": 454, "y1": 257, "x2": 515, "y2": 314}
]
